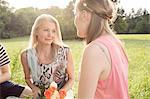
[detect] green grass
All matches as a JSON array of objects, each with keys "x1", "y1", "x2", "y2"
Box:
[
  {"x1": 1, "y1": 34, "x2": 150, "y2": 98},
  {"x1": 118, "y1": 34, "x2": 150, "y2": 98}
]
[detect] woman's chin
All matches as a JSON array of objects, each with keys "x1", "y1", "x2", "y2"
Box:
[{"x1": 77, "y1": 32, "x2": 86, "y2": 38}]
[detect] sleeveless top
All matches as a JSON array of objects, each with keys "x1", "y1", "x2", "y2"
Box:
[
  {"x1": 26, "y1": 46, "x2": 69, "y2": 90},
  {"x1": 93, "y1": 35, "x2": 130, "y2": 99}
]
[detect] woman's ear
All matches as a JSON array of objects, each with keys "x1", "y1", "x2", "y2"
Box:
[
  {"x1": 35, "y1": 31, "x2": 38, "y2": 39},
  {"x1": 81, "y1": 10, "x2": 91, "y2": 22}
]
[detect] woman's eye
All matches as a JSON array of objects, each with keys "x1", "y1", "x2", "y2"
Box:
[{"x1": 52, "y1": 30, "x2": 56, "y2": 33}]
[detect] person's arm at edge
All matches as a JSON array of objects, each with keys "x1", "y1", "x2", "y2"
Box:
[
  {"x1": 77, "y1": 44, "x2": 107, "y2": 99},
  {"x1": 0, "y1": 64, "x2": 11, "y2": 83}
]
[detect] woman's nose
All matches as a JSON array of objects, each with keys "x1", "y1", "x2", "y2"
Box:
[{"x1": 48, "y1": 31, "x2": 54, "y2": 37}]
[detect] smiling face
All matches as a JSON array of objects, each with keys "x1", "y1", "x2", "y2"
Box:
[{"x1": 36, "y1": 21, "x2": 57, "y2": 45}]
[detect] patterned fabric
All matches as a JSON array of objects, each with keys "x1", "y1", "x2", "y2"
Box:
[
  {"x1": 0, "y1": 44, "x2": 10, "y2": 67},
  {"x1": 27, "y1": 46, "x2": 69, "y2": 92}
]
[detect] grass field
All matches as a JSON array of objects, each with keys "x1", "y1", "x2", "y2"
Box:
[{"x1": 1, "y1": 34, "x2": 150, "y2": 98}]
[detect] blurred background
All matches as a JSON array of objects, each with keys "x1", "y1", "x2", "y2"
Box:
[{"x1": 0, "y1": 0, "x2": 149, "y2": 39}]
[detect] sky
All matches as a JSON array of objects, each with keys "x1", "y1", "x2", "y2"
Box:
[
  {"x1": 7, "y1": 0, "x2": 150, "y2": 13},
  {"x1": 119, "y1": 0, "x2": 150, "y2": 13},
  {"x1": 7, "y1": 0, "x2": 71, "y2": 9}
]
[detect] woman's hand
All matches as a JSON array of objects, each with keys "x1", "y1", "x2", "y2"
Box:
[
  {"x1": 53, "y1": 69, "x2": 65, "y2": 83},
  {"x1": 32, "y1": 86, "x2": 41, "y2": 99}
]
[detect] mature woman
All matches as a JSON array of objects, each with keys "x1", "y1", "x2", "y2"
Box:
[{"x1": 21, "y1": 14, "x2": 74, "y2": 98}]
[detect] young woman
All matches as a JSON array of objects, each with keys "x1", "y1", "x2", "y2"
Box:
[
  {"x1": 21, "y1": 14, "x2": 74, "y2": 98},
  {"x1": 74, "y1": 0, "x2": 129, "y2": 99}
]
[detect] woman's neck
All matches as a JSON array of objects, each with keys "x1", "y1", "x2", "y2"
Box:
[{"x1": 35, "y1": 44, "x2": 53, "y2": 61}]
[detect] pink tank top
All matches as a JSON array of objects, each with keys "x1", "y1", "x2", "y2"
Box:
[{"x1": 94, "y1": 35, "x2": 130, "y2": 99}]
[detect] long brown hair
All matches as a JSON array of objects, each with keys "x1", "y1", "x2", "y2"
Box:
[{"x1": 76, "y1": 0, "x2": 117, "y2": 44}]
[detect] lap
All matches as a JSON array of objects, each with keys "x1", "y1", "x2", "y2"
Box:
[{"x1": 0, "y1": 81, "x2": 25, "y2": 98}]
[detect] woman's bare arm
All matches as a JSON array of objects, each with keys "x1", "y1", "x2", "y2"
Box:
[
  {"x1": 0, "y1": 64, "x2": 11, "y2": 83},
  {"x1": 77, "y1": 43, "x2": 108, "y2": 99},
  {"x1": 61, "y1": 49, "x2": 74, "y2": 91}
]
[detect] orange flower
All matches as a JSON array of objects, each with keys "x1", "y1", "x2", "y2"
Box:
[
  {"x1": 59, "y1": 89, "x2": 67, "y2": 99},
  {"x1": 44, "y1": 86, "x2": 57, "y2": 99},
  {"x1": 44, "y1": 82, "x2": 67, "y2": 99},
  {"x1": 44, "y1": 89, "x2": 53, "y2": 99},
  {"x1": 44, "y1": 82, "x2": 58, "y2": 99}
]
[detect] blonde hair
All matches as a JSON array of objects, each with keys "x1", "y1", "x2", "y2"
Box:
[
  {"x1": 75, "y1": 0, "x2": 117, "y2": 44},
  {"x1": 29, "y1": 14, "x2": 65, "y2": 48}
]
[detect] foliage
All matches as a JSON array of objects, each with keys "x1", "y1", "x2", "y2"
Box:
[
  {"x1": 114, "y1": 8, "x2": 128, "y2": 33},
  {"x1": 0, "y1": 0, "x2": 12, "y2": 38},
  {"x1": 61, "y1": 1, "x2": 77, "y2": 39},
  {"x1": 127, "y1": 9, "x2": 149, "y2": 33},
  {"x1": 0, "y1": 0, "x2": 149, "y2": 39},
  {"x1": 114, "y1": 8, "x2": 150, "y2": 34}
]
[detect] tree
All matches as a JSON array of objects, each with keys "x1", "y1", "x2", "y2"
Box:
[
  {"x1": 133, "y1": 9, "x2": 150, "y2": 33},
  {"x1": 126, "y1": 8, "x2": 150, "y2": 33},
  {"x1": 61, "y1": 1, "x2": 77, "y2": 39},
  {"x1": 4, "y1": 7, "x2": 40, "y2": 38},
  {"x1": 114, "y1": 8, "x2": 128, "y2": 33},
  {"x1": 0, "y1": 0, "x2": 12, "y2": 38}
]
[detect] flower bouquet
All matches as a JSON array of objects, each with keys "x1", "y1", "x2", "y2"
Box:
[{"x1": 44, "y1": 82, "x2": 66, "y2": 99}]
